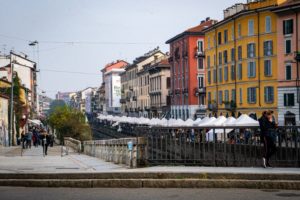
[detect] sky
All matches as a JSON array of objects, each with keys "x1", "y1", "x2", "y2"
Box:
[{"x1": 0, "y1": 0, "x2": 239, "y2": 98}]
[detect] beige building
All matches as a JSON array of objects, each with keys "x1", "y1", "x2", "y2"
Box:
[
  {"x1": 148, "y1": 56, "x2": 171, "y2": 118},
  {"x1": 120, "y1": 47, "x2": 165, "y2": 117}
]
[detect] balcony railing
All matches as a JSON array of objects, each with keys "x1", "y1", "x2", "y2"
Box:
[
  {"x1": 195, "y1": 48, "x2": 205, "y2": 58},
  {"x1": 295, "y1": 51, "x2": 300, "y2": 62},
  {"x1": 224, "y1": 101, "x2": 237, "y2": 111},
  {"x1": 168, "y1": 90, "x2": 173, "y2": 96},
  {"x1": 175, "y1": 89, "x2": 181, "y2": 95},
  {"x1": 132, "y1": 96, "x2": 137, "y2": 101},
  {"x1": 120, "y1": 99, "x2": 126, "y2": 104},
  {"x1": 208, "y1": 103, "x2": 217, "y2": 111},
  {"x1": 194, "y1": 87, "x2": 206, "y2": 96},
  {"x1": 126, "y1": 97, "x2": 130, "y2": 102}
]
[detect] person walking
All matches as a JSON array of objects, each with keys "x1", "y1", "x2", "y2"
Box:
[
  {"x1": 25, "y1": 130, "x2": 32, "y2": 149},
  {"x1": 41, "y1": 131, "x2": 51, "y2": 156},
  {"x1": 259, "y1": 110, "x2": 277, "y2": 168}
]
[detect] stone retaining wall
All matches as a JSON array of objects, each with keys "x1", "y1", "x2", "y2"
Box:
[{"x1": 83, "y1": 137, "x2": 146, "y2": 168}]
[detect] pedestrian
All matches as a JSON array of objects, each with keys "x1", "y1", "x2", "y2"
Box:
[
  {"x1": 26, "y1": 129, "x2": 33, "y2": 149},
  {"x1": 32, "y1": 128, "x2": 39, "y2": 147},
  {"x1": 41, "y1": 131, "x2": 51, "y2": 156},
  {"x1": 21, "y1": 131, "x2": 26, "y2": 149},
  {"x1": 259, "y1": 110, "x2": 277, "y2": 168}
]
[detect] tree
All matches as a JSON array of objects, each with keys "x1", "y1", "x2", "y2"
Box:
[
  {"x1": 47, "y1": 106, "x2": 92, "y2": 142},
  {"x1": 47, "y1": 99, "x2": 66, "y2": 116}
]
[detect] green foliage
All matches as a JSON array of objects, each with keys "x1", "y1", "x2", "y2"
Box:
[
  {"x1": 47, "y1": 99, "x2": 66, "y2": 116},
  {"x1": 47, "y1": 106, "x2": 92, "y2": 142}
]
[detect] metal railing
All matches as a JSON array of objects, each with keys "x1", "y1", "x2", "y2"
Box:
[{"x1": 141, "y1": 126, "x2": 300, "y2": 167}]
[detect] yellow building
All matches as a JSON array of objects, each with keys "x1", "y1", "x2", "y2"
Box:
[{"x1": 204, "y1": 0, "x2": 287, "y2": 119}]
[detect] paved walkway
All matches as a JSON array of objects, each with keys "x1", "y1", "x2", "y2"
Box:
[{"x1": 0, "y1": 146, "x2": 299, "y2": 174}]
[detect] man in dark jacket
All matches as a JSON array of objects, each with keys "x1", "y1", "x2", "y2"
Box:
[
  {"x1": 259, "y1": 110, "x2": 277, "y2": 168},
  {"x1": 41, "y1": 131, "x2": 51, "y2": 156}
]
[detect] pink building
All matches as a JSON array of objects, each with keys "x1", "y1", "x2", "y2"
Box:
[{"x1": 273, "y1": 0, "x2": 300, "y2": 125}]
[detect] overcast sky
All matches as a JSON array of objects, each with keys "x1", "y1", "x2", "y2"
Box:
[{"x1": 0, "y1": 0, "x2": 239, "y2": 98}]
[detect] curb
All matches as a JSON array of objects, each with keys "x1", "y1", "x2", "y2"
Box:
[{"x1": 0, "y1": 179, "x2": 300, "y2": 190}]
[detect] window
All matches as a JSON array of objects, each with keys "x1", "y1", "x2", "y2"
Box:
[
  {"x1": 239, "y1": 88, "x2": 243, "y2": 103},
  {"x1": 219, "y1": 68, "x2": 223, "y2": 82},
  {"x1": 225, "y1": 90, "x2": 229, "y2": 102},
  {"x1": 237, "y1": 63, "x2": 242, "y2": 80},
  {"x1": 284, "y1": 93, "x2": 295, "y2": 106},
  {"x1": 223, "y1": 50, "x2": 228, "y2": 64},
  {"x1": 247, "y1": 87, "x2": 256, "y2": 103},
  {"x1": 198, "y1": 58, "x2": 204, "y2": 69},
  {"x1": 231, "y1": 65, "x2": 235, "y2": 80},
  {"x1": 208, "y1": 70, "x2": 211, "y2": 84},
  {"x1": 231, "y1": 48, "x2": 235, "y2": 62},
  {"x1": 166, "y1": 77, "x2": 171, "y2": 89},
  {"x1": 286, "y1": 65, "x2": 292, "y2": 80},
  {"x1": 218, "y1": 90, "x2": 223, "y2": 105},
  {"x1": 213, "y1": 69, "x2": 217, "y2": 83},
  {"x1": 232, "y1": 89, "x2": 236, "y2": 102},
  {"x1": 224, "y1": 66, "x2": 228, "y2": 81},
  {"x1": 248, "y1": 61, "x2": 256, "y2": 78},
  {"x1": 285, "y1": 39, "x2": 292, "y2": 54},
  {"x1": 207, "y1": 56, "x2": 211, "y2": 68},
  {"x1": 198, "y1": 76, "x2": 204, "y2": 88},
  {"x1": 208, "y1": 92, "x2": 211, "y2": 102},
  {"x1": 207, "y1": 36, "x2": 210, "y2": 49},
  {"x1": 231, "y1": 26, "x2": 234, "y2": 40},
  {"x1": 238, "y1": 46, "x2": 242, "y2": 60},
  {"x1": 263, "y1": 41, "x2": 273, "y2": 56},
  {"x1": 264, "y1": 87, "x2": 274, "y2": 103},
  {"x1": 283, "y1": 19, "x2": 293, "y2": 35},
  {"x1": 218, "y1": 32, "x2": 222, "y2": 45},
  {"x1": 224, "y1": 30, "x2": 228, "y2": 43},
  {"x1": 265, "y1": 16, "x2": 271, "y2": 33},
  {"x1": 238, "y1": 23, "x2": 241, "y2": 38},
  {"x1": 248, "y1": 19, "x2": 254, "y2": 36},
  {"x1": 247, "y1": 43, "x2": 256, "y2": 58},
  {"x1": 218, "y1": 52, "x2": 222, "y2": 65},
  {"x1": 264, "y1": 60, "x2": 272, "y2": 76},
  {"x1": 198, "y1": 40, "x2": 204, "y2": 52}
]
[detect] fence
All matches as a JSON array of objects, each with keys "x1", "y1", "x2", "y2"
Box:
[
  {"x1": 140, "y1": 126, "x2": 300, "y2": 167},
  {"x1": 63, "y1": 137, "x2": 82, "y2": 156}
]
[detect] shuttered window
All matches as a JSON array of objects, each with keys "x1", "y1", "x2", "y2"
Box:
[
  {"x1": 247, "y1": 87, "x2": 256, "y2": 103},
  {"x1": 264, "y1": 86, "x2": 274, "y2": 103},
  {"x1": 263, "y1": 41, "x2": 273, "y2": 56}
]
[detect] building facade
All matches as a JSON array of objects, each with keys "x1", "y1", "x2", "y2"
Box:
[
  {"x1": 148, "y1": 56, "x2": 171, "y2": 118},
  {"x1": 204, "y1": 0, "x2": 288, "y2": 119},
  {"x1": 273, "y1": 0, "x2": 300, "y2": 125},
  {"x1": 120, "y1": 48, "x2": 165, "y2": 117},
  {"x1": 166, "y1": 18, "x2": 217, "y2": 120}
]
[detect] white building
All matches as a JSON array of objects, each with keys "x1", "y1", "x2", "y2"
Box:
[{"x1": 104, "y1": 68, "x2": 124, "y2": 114}]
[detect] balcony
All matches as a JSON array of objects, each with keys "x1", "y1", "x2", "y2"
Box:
[
  {"x1": 295, "y1": 51, "x2": 300, "y2": 62},
  {"x1": 194, "y1": 87, "x2": 206, "y2": 96},
  {"x1": 175, "y1": 89, "x2": 181, "y2": 95},
  {"x1": 132, "y1": 96, "x2": 137, "y2": 101},
  {"x1": 126, "y1": 97, "x2": 130, "y2": 102},
  {"x1": 168, "y1": 90, "x2": 173, "y2": 96},
  {"x1": 208, "y1": 102, "x2": 217, "y2": 112},
  {"x1": 120, "y1": 98, "x2": 126, "y2": 104},
  {"x1": 195, "y1": 48, "x2": 205, "y2": 58},
  {"x1": 183, "y1": 88, "x2": 189, "y2": 94},
  {"x1": 224, "y1": 101, "x2": 237, "y2": 111}
]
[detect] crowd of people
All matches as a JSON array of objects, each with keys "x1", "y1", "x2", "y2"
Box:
[{"x1": 19, "y1": 126, "x2": 54, "y2": 156}]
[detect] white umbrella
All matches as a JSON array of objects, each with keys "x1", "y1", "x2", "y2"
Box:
[
  {"x1": 234, "y1": 114, "x2": 259, "y2": 126},
  {"x1": 198, "y1": 117, "x2": 216, "y2": 127}
]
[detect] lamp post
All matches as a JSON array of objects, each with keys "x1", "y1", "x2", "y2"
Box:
[{"x1": 9, "y1": 62, "x2": 14, "y2": 146}]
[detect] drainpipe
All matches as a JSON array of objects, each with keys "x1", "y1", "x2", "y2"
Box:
[
  {"x1": 295, "y1": 11, "x2": 300, "y2": 122},
  {"x1": 256, "y1": 10, "x2": 262, "y2": 108},
  {"x1": 233, "y1": 18, "x2": 237, "y2": 116},
  {"x1": 215, "y1": 28, "x2": 219, "y2": 114}
]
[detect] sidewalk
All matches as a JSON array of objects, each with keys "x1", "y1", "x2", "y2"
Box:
[{"x1": 0, "y1": 145, "x2": 299, "y2": 174}]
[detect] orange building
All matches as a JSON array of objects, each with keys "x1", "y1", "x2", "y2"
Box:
[{"x1": 166, "y1": 18, "x2": 217, "y2": 119}]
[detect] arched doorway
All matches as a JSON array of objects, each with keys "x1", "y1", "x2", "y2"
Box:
[{"x1": 284, "y1": 111, "x2": 296, "y2": 125}]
